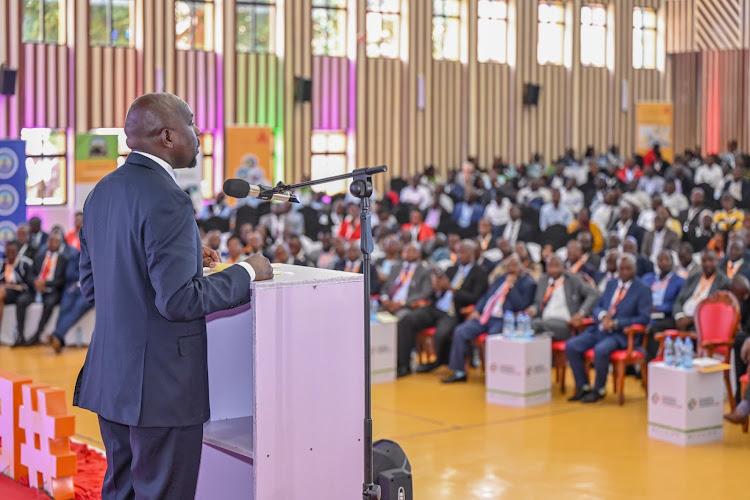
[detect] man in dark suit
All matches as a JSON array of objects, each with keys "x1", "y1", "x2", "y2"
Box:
[
  {"x1": 642, "y1": 250, "x2": 686, "y2": 360},
  {"x1": 14, "y1": 232, "x2": 69, "y2": 347},
  {"x1": 48, "y1": 242, "x2": 93, "y2": 354},
  {"x1": 74, "y1": 94, "x2": 273, "y2": 500},
  {"x1": 526, "y1": 254, "x2": 599, "y2": 340},
  {"x1": 451, "y1": 191, "x2": 485, "y2": 238},
  {"x1": 28, "y1": 216, "x2": 49, "y2": 253},
  {"x1": 641, "y1": 212, "x2": 680, "y2": 263},
  {"x1": 14, "y1": 224, "x2": 37, "y2": 260},
  {"x1": 379, "y1": 242, "x2": 433, "y2": 320},
  {"x1": 622, "y1": 236, "x2": 653, "y2": 276},
  {"x1": 723, "y1": 165, "x2": 750, "y2": 209},
  {"x1": 577, "y1": 232, "x2": 600, "y2": 271},
  {"x1": 565, "y1": 253, "x2": 652, "y2": 403},
  {"x1": 565, "y1": 240, "x2": 596, "y2": 280},
  {"x1": 0, "y1": 240, "x2": 35, "y2": 336},
  {"x1": 442, "y1": 254, "x2": 537, "y2": 383},
  {"x1": 398, "y1": 240, "x2": 488, "y2": 376},
  {"x1": 335, "y1": 242, "x2": 380, "y2": 295},
  {"x1": 719, "y1": 239, "x2": 750, "y2": 280},
  {"x1": 498, "y1": 205, "x2": 534, "y2": 247},
  {"x1": 678, "y1": 188, "x2": 705, "y2": 239},
  {"x1": 672, "y1": 249, "x2": 730, "y2": 332},
  {"x1": 612, "y1": 205, "x2": 644, "y2": 247}
]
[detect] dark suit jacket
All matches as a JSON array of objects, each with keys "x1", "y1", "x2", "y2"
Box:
[
  {"x1": 586, "y1": 252, "x2": 602, "y2": 272},
  {"x1": 641, "y1": 229, "x2": 680, "y2": 258},
  {"x1": 443, "y1": 263, "x2": 488, "y2": 312},
  {"x1": 75, "y1": 153, "x2": 253, "y2": 427},
  {"x1": 497, "y1": 221, "x2": 534, "y2": 245},
  {"x1": 334, "y1": 259, "x2": 380, "y2": 295},
  {"x1": 476, "y1": 273, "x2": 537, "y2": 316},
  {"x1": 0, "y1": 255, "x2": 35, "y2": 292},
  {"x1": 678, "y1": 206, "x2": 705, "y2": 238},
  {"x1": 593, "y1": 279, "x2": 652, "y2": 334},
  {"x1": 529, "y1": 273, "x2": 599, "y2": 318},
  {"x1": 673, "y1": 271, "x2": 731, "y2": 319},
  {"x1": 380, "y1": 261, "x2": 433, "y2": 307},
  {"x1": 451, "y1": 202, "x2": 485, "y2": 228},
  {"x1": 723, "y1": 179, "x2": 750, "y2": 209},
  {"x1": 32, "y1": 250, "x2": 68, "y2": 294},
  {"x1": 718, "y1": 257, "x2": 750, "y2": 281},
  {"x1": 635, "y1": 255, "x2": 654, "y2": 277},
  {"x1": 641, "y1": 272, "x2": 686, "y2": 317}
]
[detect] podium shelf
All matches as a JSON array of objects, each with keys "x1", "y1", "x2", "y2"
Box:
[{"x1": 203, "y1": 416, "x2": 254, "y2": 459}]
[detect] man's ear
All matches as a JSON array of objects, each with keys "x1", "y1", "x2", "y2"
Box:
[{"x1": 161, "y1": 129, "x2": 174, "y2": 149}]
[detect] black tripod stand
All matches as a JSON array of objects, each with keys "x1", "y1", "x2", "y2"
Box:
[{"x1": 273, "y1": 165, "x2": 387, "y2": 500}]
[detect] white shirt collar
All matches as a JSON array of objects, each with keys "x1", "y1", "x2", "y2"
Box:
[
  {"x1": 133, "y1": 151, "x2": 177, "y2": 183},
  {"x1": 617, "y1": 279, "x2": 632, "y2": 289}
]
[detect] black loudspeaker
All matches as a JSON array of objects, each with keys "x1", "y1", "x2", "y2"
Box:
[
  {"x1": 0, "y1": 66, "x2": 17, "y2": 96},
  {"x1": 294, "y1": 76, "x2": 312, "y2": 102},
  {"x1": 373, "y1": 439, "x2": 413, "y2": 500},
  {"x1": 524, "y1": 83, "x2": 541, "y2": 106}
]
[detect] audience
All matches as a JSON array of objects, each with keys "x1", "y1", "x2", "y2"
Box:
[{"x1": 379, "y1": 242, "x2": 433, "y2": 320}]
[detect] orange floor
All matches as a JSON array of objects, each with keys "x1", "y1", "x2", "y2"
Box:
[{"x1": 2, "y1": 345, "x2": 748, "y2": 498}]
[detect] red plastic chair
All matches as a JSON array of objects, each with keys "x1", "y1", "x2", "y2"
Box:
[
  {"x1": 416, "y1": 305, "x2": 476, "y2": 366},
  {"x1": 584, "y1": 324, "x2": 648, "y2": 405},
  {"x1": 552, "y1": 318, "x2": 595, "y2": 394},
  {"x1": 692, "y1": 291, "x2": 741, "y2": 410}
]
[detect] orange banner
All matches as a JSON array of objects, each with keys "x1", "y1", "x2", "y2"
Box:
[{"x1": 225, "y1": 127, "x2": 274, "y2": 196}]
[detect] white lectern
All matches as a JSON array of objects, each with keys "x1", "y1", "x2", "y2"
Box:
[{"x1": 194, "y1": 264, "x2": 365, "y2": 499}]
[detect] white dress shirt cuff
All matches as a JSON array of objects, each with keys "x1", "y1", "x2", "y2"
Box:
[
  {"x1": 598, "y1": 311, "x2": 608, "y2": 321},
  {"x1": 236, "y1": 262, "x2": 256, "y2": 282}
]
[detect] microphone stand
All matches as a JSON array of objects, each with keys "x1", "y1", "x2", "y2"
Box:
[{"x1": 273, "y1": 165, "x2": 387, "y2": 500}]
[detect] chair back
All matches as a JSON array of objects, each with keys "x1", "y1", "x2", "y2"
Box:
[{"x1": 693, "y1": 290, "x2": 740, "y2": 359}]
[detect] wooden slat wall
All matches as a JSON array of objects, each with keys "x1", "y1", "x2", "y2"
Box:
[{"x1": 671, "y1": 52, "x2": 700, "y2": 153}]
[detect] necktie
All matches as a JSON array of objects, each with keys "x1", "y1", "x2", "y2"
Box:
[
  {"x1": 40, "y1": 253, "x2": 56, "y2": 281},
  {"x1": 390, "y1": 265, "x2": 412, "y2": 297},
  {"x1": 4, "y1": 261, "x2": 13, "y2": 284},
  {"x1": 540, "y1": 278, "x2": 564, "y2": 313},
  {"x1": 608, "y1": 285, "x2": 626, "y2": 317},
  {"x1": 479, "y1": 281, "x2": 510, "y2": 325},
  {"x1": 447, "y1": 268, "x2": 466, "y2": 317}
]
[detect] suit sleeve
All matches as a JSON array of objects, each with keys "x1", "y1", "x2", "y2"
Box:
[
  {"x1": 673, "y1": 275, "x2": 695, "y2": 319},
  {"x1": 453, "y1": 267, "x2": 488, "y2": 306},
  {"x1": 592, "y1": 284, "x2": 610, "y2": 320},
  {"x1": 528, "y1": 277, "x2": 546, "y2": 316},
  {"x1": 145, "y1": 190, "x2": 252, "y2": 322},
  {"x1": 79, "y1": 228, "x2": 95, "y2": 305},
  {"x1": 578, "y1": 279, "x2": 600, "y2": 316},
  {"x1": 405, "y1": 268, "x2": 433, "y2": 306}
]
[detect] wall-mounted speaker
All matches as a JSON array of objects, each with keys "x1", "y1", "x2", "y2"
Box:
[
  {"x1": 524, "y1": 83, "x2": 541, "y2": 106},
  {"x1": 294, "y1": 76, "x2": 312, "y2": 102},
  {"x1": 0, "y1": 65, "x2": 17, "y2": 96}
]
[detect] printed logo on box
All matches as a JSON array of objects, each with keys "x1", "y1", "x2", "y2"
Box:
[
  {"x1": 699, "y1": 396, "x2": 718, "y2": 408},
  {"x1": 490, "y1": 362, "x2": 498, "y2": 373},
  {"x1": 687, "y1": 398, "x2": 697, "y2": 411},
  {"x1": 499, "y1": 364, "x2": 521, "y2": 376},
  {"x1": 652, "y1": 393, "x2": 660, "y2": 404},
  {"x1": 371, "y1": 345, "x2": 392, "y2": 355}
]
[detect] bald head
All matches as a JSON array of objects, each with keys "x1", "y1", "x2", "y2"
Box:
[{"x1": 124, "y1": 93, "x2": 201, "y2": 170}]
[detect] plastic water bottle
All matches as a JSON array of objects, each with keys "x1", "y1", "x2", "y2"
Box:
[
  {"x1": 370, "y1": 298, "x2": 379, "y2": 322},
  {"x1": 663, "y1": 337, "x2": 674, "y2": 366},
  {"x1": 674, "y1": 337, "x2": 685, "y2": 368},
  {"x1": 524, "y1": 313, "x2": 533, "y2": 337},
  {"x1": 503, "y1": 311, "x2": 515, "y2": 337},
  {"x1": 683, "y1": 337, "x2": 694, "y2": 370}
]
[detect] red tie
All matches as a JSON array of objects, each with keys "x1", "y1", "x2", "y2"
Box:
[{"x1": 608, "y1": 285, "x2": 626, "y2": 317}]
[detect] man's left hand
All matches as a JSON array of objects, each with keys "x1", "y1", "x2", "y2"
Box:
[
  {"x1": 203, "y1": 246, "x2": 221, "y2": 268},
  {"x1": 570, "y1": 313, "x2": 584, "y2": 328},
  {"x1": 34, "y1": 278, "x2": 46, "y2": 293}
]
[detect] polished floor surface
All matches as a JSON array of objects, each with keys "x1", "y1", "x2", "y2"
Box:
[{"x1": 2, "y1": 345, "x2": 747, "y2": 499}]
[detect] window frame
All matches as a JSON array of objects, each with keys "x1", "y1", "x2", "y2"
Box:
[
  {"x1": 311, "y1": 0, "x2": 348, "y2": 57},
  {"x1": 175, "y1": 0, "x2": 215, "y2": 52},
  {"x1": 632, "y1": 6, "x2": 657, "y2": 70},
  {"x1": 477, "y1": 0, "x2": 509, "y2": 64},
  {"x1": 365, "y1": 0, "x2": 401, "y2": 59},
  {"x1": 22, "y1": 0, "x2": 66, "y2": 45},
  {"x1": 536, "y1": 0, "x2": 566, "y2": 66},
  {"x1": 310, "y1": 130, "x2": 348, "y2": 195},
  {"x1": 580, "y1": 3, "x2": 607, "y2": 67},
  {"x1": 235, "y1": 0, "x2": 276, "y2": 54},
  {"x1": 20, "y1": 128, "x2": 68, "y2": 207},
  {"x1": 432, "y1": 0, "x2": 461, "y2": 62},
  {"x1": 89, "y1": 0, "x2": 135, "y2": 48}
]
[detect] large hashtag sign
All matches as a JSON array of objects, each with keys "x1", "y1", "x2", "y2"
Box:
[
  {"x1": 0, "y1": 370, "x2": 33, "y2": 479},
  {"x1": 18, "y1": 383, "x2": 77, "y2": 500}
]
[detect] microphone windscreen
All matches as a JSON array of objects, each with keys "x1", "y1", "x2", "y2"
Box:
[{"x1": 223, "y1": 178, "x2": 251, "y2": 198}]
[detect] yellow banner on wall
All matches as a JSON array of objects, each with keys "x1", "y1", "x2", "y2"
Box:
[
  {"x1": 225, "y1": 126, "x2": 274, "y2": 191},
  {"x1": 635, "y1": 102, "x2": 674, "y2": 163}
]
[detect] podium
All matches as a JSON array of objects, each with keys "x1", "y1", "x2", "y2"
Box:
[{"x1": 195, "y1": 265, "x2": 365, "y2": 499}]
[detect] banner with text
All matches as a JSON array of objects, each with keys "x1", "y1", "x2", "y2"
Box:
[
  {"x1": 0, "y1": 140, "x2": 27, "y2": 254},
  {"x1": 635, "y1": 102, "x2": 674, "y2": 163}
]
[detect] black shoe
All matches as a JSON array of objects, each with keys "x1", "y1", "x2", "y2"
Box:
[
  {"x1": 23, "y1": 332, "x2": 42, "y2": 347},
  {"x1": 625, "y1": 366, "x2": 637, "y2": 376},
  {"x1": 416, "y1": 362, "x2": 439, "y2": 373},
  {"x1": 50, "y1": 335, "x2": 64, "y2": 354},
  {"x1": 440, "y1": 373, "x2": 467, "y2": 384},
  {"x1": 581, "y1": 391, "x2": 605, "y2": 403},
  {"x1": 11, "y1": 331, "x2": 26, "y2": 348},
  {"x1": 396, "y1": 367, "x2": 411, "y2": 378},
  {"x1": 568, "y1": 388, "x2": 591, "y2": 402}
]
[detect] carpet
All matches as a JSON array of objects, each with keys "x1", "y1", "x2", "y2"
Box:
[{"x1": 0, "y1": 442, "x2": 106, "y2": 500}]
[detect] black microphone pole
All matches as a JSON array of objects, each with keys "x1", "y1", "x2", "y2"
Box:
[{"x1": 275, "y1": 165, "x2": 386, "y2": 500}]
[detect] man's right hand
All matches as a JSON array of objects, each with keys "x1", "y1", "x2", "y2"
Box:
[
  {"x1": 675, "y1": 317, "x2": 692, "y2": 331},
  {"x1": 245, "y1": 254, "x2": 273, "y2": 281}
]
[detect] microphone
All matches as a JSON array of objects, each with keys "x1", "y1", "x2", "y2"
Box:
[{"x1": 223, "y1": 179, "x2": 300, "y2": 203}]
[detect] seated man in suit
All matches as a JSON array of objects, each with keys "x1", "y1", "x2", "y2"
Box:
[
  {"x1": 577, "y1": 232, "x2": 600, "y2": 272},
  {"x1": 0, "y1": 240, "x2": 35, "y2": 335},
  {"x1": 379, "y1": 242, "x2": 433, "y2": 320},
  {"x1": 642, "y1": 250, "x2": 686, "y2": 360},
  {"x1": 641, "y1": 211, "x2": 681, "y2": 264},
  {"x1": 452, "y1": 191, "x2": 485, "y2": 238},
  {"x1": 565, "y1": 240, "x2": 596, "y2": 280},
  {"x1": 720, "y1": 239, "x2": 750, "y2": 280},
  {"x1": 499, "y1": 205, "x2": 534, "y2": 247},
  {"x1": 612, "y1": 205, "x2": 644, "y2": 247},
  {"x1": 594, "y1": 250, "x2": 619, "y2": 293},
  {"x1": 622, "y1": 236, "x2": 654, "y2": 277},
  {"x1": 672, "y1": 249, "x2": 731, "y2": 332},
  {"x1": 397, "y1": 240, "x2": 488, "y2": 376},
  {"x1": 48, "y1": 243, "x2": 94, "y2": 354},
  {"x1": 15, "y1": 232, "x2": 69, "y2": 347},
  {"x1": 566, "y1": 253, "x2": 652, "y2": 403},
  {"x1": 441, "y1": 254, "x2": 537, "y2": 383},
  {"x1": 476, "y1": 218, "x2": 496, "y2": 256},
  {"x1": 525, "y1": 254, "x2": 599, "y2": 341},
  {"x1": 401, "y1": 208, "x2": 436, "y2": 243}
]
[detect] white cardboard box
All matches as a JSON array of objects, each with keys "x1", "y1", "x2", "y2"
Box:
[
  {"x1": 370, "y1": 316, "x2": 397, "y2": 384},
  {"x1": 648, "y1": 362, "x2": 724, "y2": 446},
  {"x1": 486, "y1": 335, "x2": 552, "y2": 407}
]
